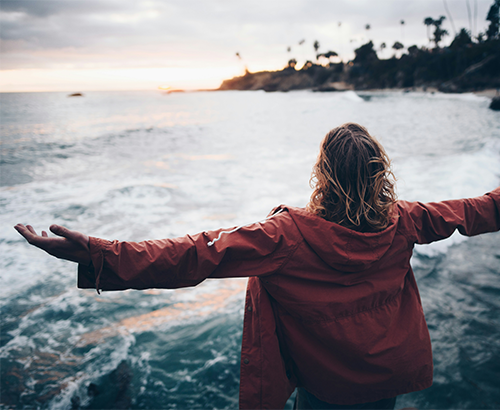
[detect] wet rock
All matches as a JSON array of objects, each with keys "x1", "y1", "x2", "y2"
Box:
[
  {"x1": 71, "y1": 395, "x2": 81, "y2": 409},
  {"x1": 68, "y1": 93, "x2": 84, "y2": 97},
  {"x1": 489, "y1": 96, "x2": 500, "y2": 111},
  {"x1": 87, "y1": 382, "x2": 99, "y2": 397},
  {"x1": 86, "y1": 360, "x2": 132, "y2": 409},
  {"x1": 313, "y1": 85, "x2": 339, "y2": 92}
]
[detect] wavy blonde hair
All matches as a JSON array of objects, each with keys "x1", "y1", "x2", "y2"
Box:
[{"x1": 307, "y1": 123, "x2": 397, "y2": 232}]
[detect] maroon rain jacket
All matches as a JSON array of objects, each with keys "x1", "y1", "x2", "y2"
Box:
[{"x1": 78, "y1": 188, "x2": 500, "y2": 409}]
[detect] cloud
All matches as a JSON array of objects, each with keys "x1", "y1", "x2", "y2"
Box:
[
  {"x1": 0, "y1": 0, "x2": 127, "y2": 17},
  {"x1": 0, "y1": 0, "x2": 494, "y2": 72}
]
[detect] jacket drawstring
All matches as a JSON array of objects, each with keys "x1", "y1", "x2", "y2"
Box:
[{"x1": 94, "y1": 249, "x2": 105, "y2": 294}]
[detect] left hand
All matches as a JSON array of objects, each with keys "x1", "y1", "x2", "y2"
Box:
[{"x1": 14, "y1": 224, "x2": 91, "y2": 265}]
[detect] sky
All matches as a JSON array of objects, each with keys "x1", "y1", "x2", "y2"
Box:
[{"x1": 0, "y1": 0, "x2": 495, "y2": 92}]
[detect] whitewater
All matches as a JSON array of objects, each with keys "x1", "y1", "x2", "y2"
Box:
[{"x1": 1, "y1": 90, "x2": 499, "y2": 409}]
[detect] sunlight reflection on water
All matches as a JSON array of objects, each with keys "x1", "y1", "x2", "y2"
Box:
[{"x1": 1, "y1": 90, "x2": 499, "y2": 409}]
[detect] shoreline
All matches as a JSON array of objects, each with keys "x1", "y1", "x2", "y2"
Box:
[{"x1": 207, "y1": 87, "x2": 500, "y2": 98}]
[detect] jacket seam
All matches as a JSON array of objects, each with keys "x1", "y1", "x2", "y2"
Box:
[
  {"x1": 275, "y1": 237, "x2": 304, "y2": 275},
  {"x1": 292, "y1": 287, "x2": 404, "y2": 324},
  {"x1": 398, "y1": 228, "x2": 414, "y2": 248},
  {"x1": 397, "y1": 204, "x2": 419, "y2": 244}
]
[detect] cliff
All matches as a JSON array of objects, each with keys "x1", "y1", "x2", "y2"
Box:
[{"x1": 218, "y1": 39, "x2": 500, "y2": 93}]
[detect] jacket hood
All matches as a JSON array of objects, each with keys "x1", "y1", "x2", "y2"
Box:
[{"x1": 275, "y1": 205, "x2": 400, "y2": 272}]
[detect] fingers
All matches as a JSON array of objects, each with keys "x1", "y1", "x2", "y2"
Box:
[
  {"x1": 14, "y1": 224, "x2": 36, "y2": 243},
  {"x1": 15, "y1": 223, "x2": 91, "y2": 264},
  {"x1": 16, "y1": 223, "x2": 86, "y2": 245},
  {"x1": 15, "y1": 224, "x2": 53, "y2": 243},
  {"x1": 50, "y1": 224, "x2": 87, "y2": 245},
  {"x1": 50, "y1": 224, "x2": 72, "y2": 238},
  {"x1": 14, "y1": 223, "x2": 26, "y2": 233}
]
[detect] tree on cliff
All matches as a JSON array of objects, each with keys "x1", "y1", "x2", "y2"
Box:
[
  {"x1": 392, "y1": 41, "x2": 404, "y2": 57},
  {"x1": 424, "y1": 17, "x2": 434, "y2": 43},
  {"x1": 317, "y1": 51, "x2": 339, "y2": 64},
  {"x1": 407, "y1": 45, "x2": 419, "y2": 57},
  {"x1": 353, "y1": 41, "x2": 378, "y2": 64},
  {"x1": 287, "y1": 59, "x2": 297, "y2": 69},
  {"x1": 301, "y1": 61, "x2": 314, "y2": 70},
  {"x1": 486, "y1": 0, "x2": 500, "y2": 40},
  {"x1": 313, "y1": 40, "x2": 320, "y2": 53},
  {"x1": 379, "y1": 42, "x2": 387, "y2": 58},
  {"x1": 430, "y1": 16, "x2": 448, "y2": 48},
  {"x1": 450, "y1": 28, "x2": 472, "y2": 48}
]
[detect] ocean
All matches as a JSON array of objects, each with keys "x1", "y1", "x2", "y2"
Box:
[{"x1": 1, "y1": 89, "x2": 499, "y2": 409}]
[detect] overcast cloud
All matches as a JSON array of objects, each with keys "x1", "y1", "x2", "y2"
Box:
[{"x1": 0, "y1": 0, "x2": 495, "y2": 90}]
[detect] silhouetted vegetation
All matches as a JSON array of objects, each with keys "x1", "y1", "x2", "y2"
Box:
[{"x1": 220, "y1": 0, "x2": 500, "y2": 93}]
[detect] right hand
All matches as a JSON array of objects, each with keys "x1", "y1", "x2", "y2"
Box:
[{"x1": 14, "y1": 224, "x2": 91, "y2": 265}]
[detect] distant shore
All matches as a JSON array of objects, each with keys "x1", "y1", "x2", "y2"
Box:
[
  {"x1": 216, "y1": 62, "x2": 499, "y2": 95},
  {"x1": 216, "y1": 36, "x2": 500, "y2": 96}
]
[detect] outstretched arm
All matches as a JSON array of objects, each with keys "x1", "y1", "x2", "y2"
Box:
[
  {"x1": 14, "y1": 209, "x2": 297, "y2": 293},
  {"x1": 400, "y1": 187, "x2": 500, "y2": 244},
  {"x1": 14, "y1": 224, "x2": 91, "y2": 265}
]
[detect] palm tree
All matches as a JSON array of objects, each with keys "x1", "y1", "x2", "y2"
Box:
[
  {"x1": 432, "y1": 16, "x2": 449, "y2": 47},
  {"x1": 298, "y1": 39, "x2": 305, "y2": 67},
  {"x1": 473, "y1": 0, "x2": 478, "y2": 38},
  {"x1": 424, "y1": 17, "x2": 434, "y2": 44},
  {"x1": 337, "y1": 23, "x2": 342, "y2": 61},
  {"x1": 313, "y1": 40, "x2": 320, "y2": 62},
  {"x1": 466, "y1": 0, "x2": 473, "y2": 34},
  {"x1": 392, "y1": 41, "x2": 404, "y2": 55},
  {"x1": 442, "y1": 0, "x2": 456, "y2": 36},
  {"x1": 364, "y1": 24, "x2": 371, "y2": 42},
  {"x1": 380, "y1": 42, "x2": 386, "y2": 58},
  {"x1": 486, "y1": 0, "x2": 500, "y2": 40},
  {"x1": 317, "y1": 51, "x2": 339, "y2": 65}
]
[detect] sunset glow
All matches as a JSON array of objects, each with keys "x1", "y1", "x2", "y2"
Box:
[
  {"x1": 0, "y1": 66, "x2": 244, "y2": 93},
  {"x1": 0, "y1": 0, "x2": 493, "y2": 92}
]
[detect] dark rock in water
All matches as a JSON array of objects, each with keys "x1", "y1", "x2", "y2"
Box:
[
  {"x1": 489, "y1": 96, "x2": 500, "y2": 111},
  {"x1": 263, "y1": 84, "x2": 280, "y2": 92},
  {"x1": 313, "y1": 85, "x2": 338, "y2": 92},
  {"x1": 87, "y1": 382, "x2": 99, "y2": 397},
  {"x1": 68, "y1": 93, "x2": 84, "y2": 97},
  {"x1": 112, "y1": 361, "x2": 132, "y2": 391},
  {"x1": 86, "y1": 360, "x2": 132, "y2": 409},
  {"x1": 71, "y1": 395, "x2": 80, "y2": 409},
  {"x1": 357, "y1": 94, "x2": 372, "y2": 102},
  {"x1": 439, "y1": 81, "x2": 460, "y2": 93}
]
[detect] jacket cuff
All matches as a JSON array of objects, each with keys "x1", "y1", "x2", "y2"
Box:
[{"x1": 77, "y1": 236, "x2": 112, "y2": 293}]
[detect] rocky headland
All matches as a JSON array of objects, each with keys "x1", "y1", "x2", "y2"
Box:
[{"x1": 219, "y1": 38, "x2": 500, "y2": 94}]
